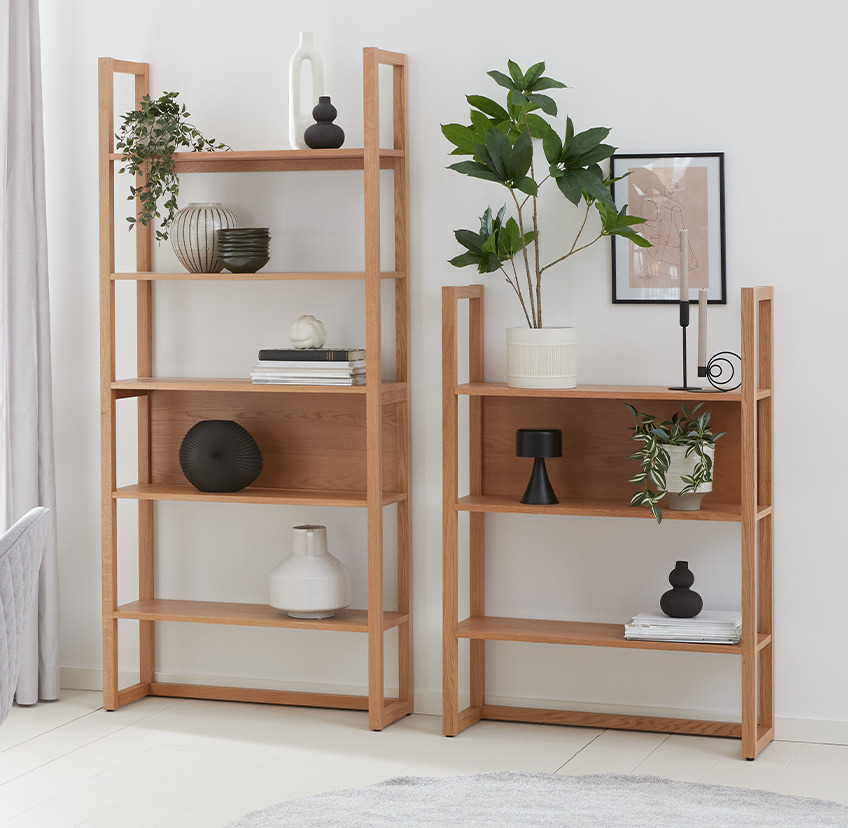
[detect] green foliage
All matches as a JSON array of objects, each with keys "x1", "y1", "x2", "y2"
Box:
[
  {"x1": 450, "y1": 206, "x2": 536, "y2": 272},
  {"x1": 115, "y1": 92, "x2": 229, "y2": 241},
  {"x1": 625, "y1": 403, "x2": 726, "y2": 524},
  {"x1": 441, "y1": 60, "x2": 649, "y2": 327}
]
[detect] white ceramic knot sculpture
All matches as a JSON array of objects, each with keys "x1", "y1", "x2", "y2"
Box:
[{"x1": 290, "y1": 314, "x2": 327, "y2": 349}]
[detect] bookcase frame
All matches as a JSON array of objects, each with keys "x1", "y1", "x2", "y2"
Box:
[
  {"x1": 98, "y1": 49, "x2": 412, "y2": 730},
  {"x1": 442, "y1": 284, "x2": 774, "y2": 758}
]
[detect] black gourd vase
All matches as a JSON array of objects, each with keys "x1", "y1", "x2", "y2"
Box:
[
  {"x1": 304, "y1": 96, "x2": 345, "y2": 149},
  {"x1": 179, "y1": 420, "x2": 263, "y2": 493},
  {"x1": 660, "y1": 560, "x2": 703, "y2": 618}
]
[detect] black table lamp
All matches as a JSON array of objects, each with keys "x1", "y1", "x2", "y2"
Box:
[{"x1": 516, "y1": 428, "x2": 562, "y2": 505}]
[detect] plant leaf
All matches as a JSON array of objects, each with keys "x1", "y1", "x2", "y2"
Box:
[{"x1": 487, "y1": 69, "x2": 515, "y2": 91}]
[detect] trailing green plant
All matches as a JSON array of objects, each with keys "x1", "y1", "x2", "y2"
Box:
[
  {"x1": 626, "y1": 403, "x2": 726, "y2": 523},
  {"x1": 116, "y1": 91, "x2": 229, "y2": 241},
  {"x1": 442, "y1": 60, "x2": 651, "y2": 328}
]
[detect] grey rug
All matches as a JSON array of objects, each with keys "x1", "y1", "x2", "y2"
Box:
[{"x1": 227, "y1": 772, "x2": 848, "y2": 827}]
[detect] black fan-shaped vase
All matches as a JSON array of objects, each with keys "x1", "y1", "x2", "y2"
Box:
[{"x1": 179, "y1": 420, "x2": 263, "y2": 492}]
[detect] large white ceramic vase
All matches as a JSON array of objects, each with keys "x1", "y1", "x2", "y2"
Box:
[
  {"x1": 506, "y1": 327, "x2": 578, "y2": 389},
  {"x1": 170, "y1": 202, "x2": 238, "y2": 273},
  {"x1": 664, "y1": 444, "x2": 715, "y2": 511},
  {"x1": 269, "y1": 525, "x2": 352, "y2": 619}
]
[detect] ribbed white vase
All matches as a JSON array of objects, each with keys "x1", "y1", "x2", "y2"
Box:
[
  {"x1": 170, "y1": 203, "x2": 238, "y2": 273},
  {"x1": 506, "y1": 327, "x2": 578, "y2": 388},
  {"x1": 665, "y1": 444, "x2": 714, "y2": 511},
  {"x1": 269, "y1": 525, "x2": 352, "y2": 619}
]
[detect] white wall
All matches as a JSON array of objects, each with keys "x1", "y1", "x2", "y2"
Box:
[{"x1": 40, "y1": 0, "x2": 848, "y2": 733}]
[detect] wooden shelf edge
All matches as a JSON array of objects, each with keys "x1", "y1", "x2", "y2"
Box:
[
  {"x1": 111, "y1": 271, "x2": 403, "y2": 281},
  {"x1": 455, "y1": 495, "x2": 743, "y2": 522},
  {"x1": 455, "y1": 616, "x2": 744, "y2": 655},
  {"x1": 114, "y1": 599, "x2": 407, "y2": 632},
  {"x1": 111, "y1": 378, "x2": 408, "y2": 399},
  {"x1": 479, "y1": 704, "x2": 742, "y2": 739},
  {"x1": 456, "y1": 383, "x2": 744, "y2": 402},
  {"x1": 113, "y1": 484, "x2": 407, "y2": 507},
  {"x1": 149, "y1": 682, "x2": 373, "y2": 710}
]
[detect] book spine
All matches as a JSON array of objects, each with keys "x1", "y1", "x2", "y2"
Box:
[
  {"x1": 258, "y1": 349, "x2": 365, "y2": 361},
  {"x1": 253, "y1": 360, "x2": 365, "y2": 370}
]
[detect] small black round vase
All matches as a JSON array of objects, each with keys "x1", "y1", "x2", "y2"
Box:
[
  {"x1": 179, "y1": 420, "x2": 263, "y2": 492},
  {"x1": 660, "y1": 560, "x2": 703, "y2": 618},
  {"x1": 304, "y1": 96, "x2": 345, "y2": 149}
]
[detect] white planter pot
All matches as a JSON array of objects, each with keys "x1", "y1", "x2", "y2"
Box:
[
  {"x1": 506, "y1": 327, "x2": 578, "y2": 389},
  {"x1": 269, "y1": 525, "x2": 352, "y2": 619},
  {"x1": 664, "y1": 444, "x2": 714, "y2": 511},
  {"x1": 170, "y1": 202, "x2": 238, "y2": 273}
]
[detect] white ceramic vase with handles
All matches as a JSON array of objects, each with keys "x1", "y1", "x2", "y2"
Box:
[
  {"x1": 288, "y1": 31, "x2": 325, "y2": 150},
  {"x1": 269, "y1": 525, "x2": 352, "y2": 619}
]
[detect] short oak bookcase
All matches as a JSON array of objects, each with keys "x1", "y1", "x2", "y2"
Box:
[{"x1": 442, "y1": 284, "x2": 774, "y2": 759}]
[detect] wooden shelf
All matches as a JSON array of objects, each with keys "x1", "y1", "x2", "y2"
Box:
[
  {"x1": 99, "y1": 49, "x2": 413, "y2": 729},
  {"x1": 455, "y1": 616, "x2": 757, "y2": 655},
  {"x1": 456, "y1": 494, "x2": 750, "y2": 522},
  {"x1": 114, "y1": 599, "x2": 407, "y2": 632},
  {"x1": 442, "y1": 285, "x2": 775, "y2": 758},
  {"x1": 112, "y1": 271, "x2": 404, "y2": 281},
  {"x1": 109, "y1": 147, "x2": 404, "y2": 173},
  {"x1": 112, "y1": 378, "x2": 408, "y2": 402},
  {"x1": 456, "y1": 383, "x2": 772, "y2": 402},
  {"x1": 113, "y1": 483, "x2": 406, "y2": 507}
]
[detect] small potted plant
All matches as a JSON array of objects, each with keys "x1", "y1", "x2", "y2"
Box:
[
  {"x1": 116, "y1": 91, "x2": 229, "y2": 242},
  {"x1": 442, "y1": 60, "x2": 650, "y2": 388},
  {"x1": 626, "y1": 403, "x2": 725, "y2": 523}
]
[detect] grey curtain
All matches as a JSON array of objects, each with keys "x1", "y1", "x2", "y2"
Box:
[{"x1": 0, "y1": 0, "x2": 59, "y2": 704}]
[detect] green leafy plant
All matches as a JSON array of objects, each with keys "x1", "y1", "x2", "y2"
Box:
[
  {"x1": 626, "y1": 403, "x2": 726, "y2": 523},
  {"x1": 442, "y1": 60, "x2": 650, "y2": 328},
  {"x1": 116, "y1": 91, "x2": 229, "y2": 241}
]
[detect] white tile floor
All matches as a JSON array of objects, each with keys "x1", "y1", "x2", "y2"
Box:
[{"x1": 1, "y1": 690, "x2": 847, "y2": 827}]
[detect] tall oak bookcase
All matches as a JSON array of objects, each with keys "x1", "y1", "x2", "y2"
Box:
[{"x1": 99, "y1": 48, "x2": 412, "y2": 730}]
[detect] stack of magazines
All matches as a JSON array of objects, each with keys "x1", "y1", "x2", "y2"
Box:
[
  {"x1": 251, "y1": 347, "x2": 366, "y2": 386},
  {"x1": 624, "y1": 610, "x2": 742, "y2": 645}
]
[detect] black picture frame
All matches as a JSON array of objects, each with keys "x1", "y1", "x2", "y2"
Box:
[{"x1": 610, "y1": 153, "x2": 726, "y2": 304}]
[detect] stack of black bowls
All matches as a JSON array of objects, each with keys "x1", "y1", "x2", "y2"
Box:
[{"x1": 217, "y1": 228, "x2": 271, "y2": 273}]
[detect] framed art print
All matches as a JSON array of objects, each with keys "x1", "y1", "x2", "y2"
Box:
[{"x1": 610, "y1": 153, "x2": 726, "y2": 304}]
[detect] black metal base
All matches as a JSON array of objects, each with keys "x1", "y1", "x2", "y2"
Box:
[
  {"x1": 520, "y1": 457, "x2": 558, "y2": 505},
  {"x1": 668, "y1": 385, "x2": 703, "y2": 392}
]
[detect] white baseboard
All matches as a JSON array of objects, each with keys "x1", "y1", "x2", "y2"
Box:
[{"x1": 61, "y1": 667, "x2": 848, "y2": 745}]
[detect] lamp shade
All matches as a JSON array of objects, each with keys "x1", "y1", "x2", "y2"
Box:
[{"x1": 516, "y1": 428, "x2": 562, "y2": 458}]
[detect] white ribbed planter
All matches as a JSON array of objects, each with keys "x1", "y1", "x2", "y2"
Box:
[
  {"x1": 506, "y1": 327, "x2": 578, "y2": 389},
  {"x1": 665, "y1": 444, "x2": 714, "y2": 511},
  {"x1": 170, "y1": 202, "x2": 238, "y2": 273}
]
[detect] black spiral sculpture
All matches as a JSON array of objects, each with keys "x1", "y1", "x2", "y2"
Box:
[{"x1": 704, "y1": 351, "x2": 742, "y2": 391}]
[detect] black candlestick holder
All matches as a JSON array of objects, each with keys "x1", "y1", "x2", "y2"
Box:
[
  {"x1": 669, "y1": 299, "x2": 702, "y2": 392},
  {"x1": 516, "y1": 429, "x2": 562, "y2": 505}
]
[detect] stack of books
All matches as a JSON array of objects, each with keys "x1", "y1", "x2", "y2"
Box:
[
  {"x1": 624, "y1": 610, "x2": 742, "y2": 645},
  {"x1": 251, "y1": 347, "x2": 366, "y2": 386}
]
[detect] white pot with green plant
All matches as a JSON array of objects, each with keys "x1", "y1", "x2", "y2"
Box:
[
  {"x1": 626, "y1": 403, "x2": 726, "y2": 522},
  {"x1": 442, "y1": 60, "x2": 650, "y2": 388}
]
